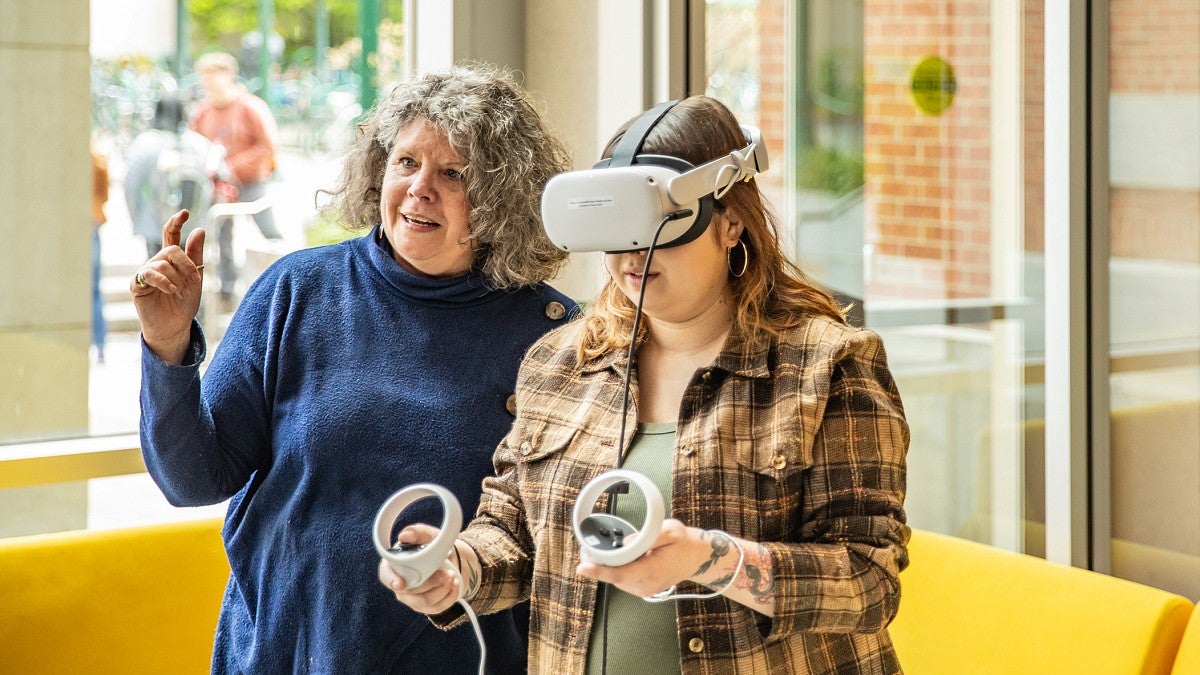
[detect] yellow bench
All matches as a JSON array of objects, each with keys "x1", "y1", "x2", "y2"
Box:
[
  {"x1": 1173, "y1": 605, "x2": 1200, "y2": 674},
  {"x1": 0, "y1": 518, "x2": 228, "y2": 674},
  {"x1": 2, "y1": 519, "x2": 1196, "y2": 673},
  {"x1": 891, "y1": 529, "x2": 1195, "y2": 674}
]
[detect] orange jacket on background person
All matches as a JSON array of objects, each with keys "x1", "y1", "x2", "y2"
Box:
[
  {"x1": 91, "y1": 147, "x2": 109, "y2": 225},
  {"x1": 189, "y1": 92, "x2": 277, "y2": 186}
]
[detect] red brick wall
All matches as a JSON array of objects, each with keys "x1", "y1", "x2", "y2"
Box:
[
  {"x1": 1110, "y1": 0, "x2": 1200, "y2": 94},
  {"x1": 1110, "y1": 188, "x2": 1200, "y2": 262},
  {"x1": 754, "y1": 0, "x2": 1195, "y2": 289},
  {"x1": 1023, "y1": 1, "x2": 1045, "y2": 255},
  {"x1": 757, "y1": 0, "x2": 786, "y2": 155},
  {"x1": 864, "y1": 0, "x2": 994, "y2": 298},
  {"x1": 1109, "y1": 0, "x2": 1200, "y2": 263},
  {"x1": 757, "y1": 0, "x2": 787, "y2": 206}
]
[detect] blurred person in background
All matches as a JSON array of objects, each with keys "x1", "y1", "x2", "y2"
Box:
[
  {"x1": 91, "y1": 141, "x2": 110, "y2": 363},
  {"x1": 124, "y1": 93, "x2": 229, "y2": 259},
  {"x1": 190, "y1": 51, "x2": 282, "y2": 311}
]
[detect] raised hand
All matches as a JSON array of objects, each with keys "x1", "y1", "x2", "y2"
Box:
[{"x1": 130, "y1": 210, "x2": 206, "y2": 364}]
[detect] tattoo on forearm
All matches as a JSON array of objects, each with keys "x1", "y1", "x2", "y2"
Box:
[
  {"x1": 466, "y1": 564, "x2": 480, "y2": 599},
  {"x1": 736, "y1": 544, "x2": 776, "y2": 604},
  {"x1": 692, "y1": 530, "x2": 732, "y2": 579},
  {"x1": 455, "y1": 542, "x2": 482, "y2": 600},
  {"x1": 705, "y1": 572, "x2": 735, "y2": 590}
]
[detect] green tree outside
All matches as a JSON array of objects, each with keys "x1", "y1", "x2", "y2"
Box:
[{"x1": 187, "y1": 0, "x2": 404, "y2": 70}]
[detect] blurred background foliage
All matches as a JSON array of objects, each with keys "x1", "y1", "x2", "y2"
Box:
[{"x1": 189, "y1": 0, "x2": 368, "y2": 65}]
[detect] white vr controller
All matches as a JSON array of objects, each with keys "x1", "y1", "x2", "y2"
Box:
[
  {"x1": 372, "y1": 483, "x2": 462, "y2": 588},
  {"x1": 573, "y1": 469, "x2": 665, "y2": 567}
]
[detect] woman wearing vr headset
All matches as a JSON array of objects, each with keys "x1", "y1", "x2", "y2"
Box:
[
  {"x1": 382, "y1": 96, "x2": 909, "y2": 674},
  {"x1": 130, "y1": 64, "x2": 576, "y2": 673}
]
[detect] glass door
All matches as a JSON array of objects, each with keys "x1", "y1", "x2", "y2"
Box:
[
  {"x1": 1104, "y1": 0, "x2": 1200, "y2": 601},
  {"x1": 703, "y1": 0, "x2": 1045, "y2": 553}
]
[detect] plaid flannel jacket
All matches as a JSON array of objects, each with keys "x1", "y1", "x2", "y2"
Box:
[{"x1": 445, "y1": 314, "x2": 910, "y2": 674}]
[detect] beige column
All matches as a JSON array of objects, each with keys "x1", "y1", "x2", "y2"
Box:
[
  {"x1": 525, "y1": 0, "x2": 656, "y2": 301},
  {"x1": 0, "y1": 0, "x2": 93, "y2": 535}
]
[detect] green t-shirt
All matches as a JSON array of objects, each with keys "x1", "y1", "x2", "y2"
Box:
[{"x1": 586, "y1": 422, "x2": 681, "y2": 675}]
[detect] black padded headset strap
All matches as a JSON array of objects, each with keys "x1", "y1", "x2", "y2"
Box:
[{"x1": 609, "y1": 100, "x2": 679, "y2": 167}]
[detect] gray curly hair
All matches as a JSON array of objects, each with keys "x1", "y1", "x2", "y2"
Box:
[{"x1": 322, "y1": 62, "x2": 572, "y2": 289}]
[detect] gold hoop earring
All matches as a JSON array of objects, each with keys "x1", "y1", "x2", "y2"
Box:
[{"x1": 727, "y1": 239, "x2": 748, "y2": 278}]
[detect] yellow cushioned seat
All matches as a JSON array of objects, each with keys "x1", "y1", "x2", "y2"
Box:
[
  {"x1": 1172, "y1": 606, "x2": 1200, "y2": 675},
  {"x1": 0, "y1": 518, "x2": 228, "y2": 673},
  {"x1": 891, "y1": 528, "x2": 1193, "y2": 675}
]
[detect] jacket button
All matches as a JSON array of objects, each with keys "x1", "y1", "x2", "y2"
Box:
[
  {"x1": 679, "y1": 443, "x2": 694, "y2": 456},
  {"x1": 544, "y1": 301, "x2": 566, "y2": 320},
  {"x1": 688, "y1": 637, "x2": 705, "y2": 653},
  {"x1": 519, "y1": 440, "x2": 532, "y2": 456},
  {"x1": 772, "y1": 454, "x2": 787, "y2": 470},
  {"x1": 700, "y1": 370, "x2": 711, "y2": 382},
  {"x1": 505, "y1": 394, "x2": 517, "y2": 416}
]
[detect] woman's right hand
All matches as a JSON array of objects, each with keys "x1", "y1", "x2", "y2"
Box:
[
  {"x1": 377, "y1": 524, "x2": 464, "y2": 615},
  {"x1": 130, "y1": 209, "x2": 206, "y2": 365}
]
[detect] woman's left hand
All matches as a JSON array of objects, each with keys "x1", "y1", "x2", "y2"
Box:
[{"x1": 576, "y1": 518, "x2": 709, "y2": 597}]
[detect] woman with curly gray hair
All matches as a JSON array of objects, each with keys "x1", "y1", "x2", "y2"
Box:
[
  {"x1": 129, "y1": 63, "x2": 577, "y2": 673},
  {"x1": 326, "y1": 63, "x2": 572, "y2": 287}
]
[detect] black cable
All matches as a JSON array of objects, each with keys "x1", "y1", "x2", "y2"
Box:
[
  {"x1": 601, "y1": 208, "x2": 693, "y2": 675},
  {"x1": 612, "y1": 209, "x2": 692, "y2": 471}
]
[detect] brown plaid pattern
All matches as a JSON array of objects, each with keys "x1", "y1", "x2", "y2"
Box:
[{"x1": 443, "y1": 315, "x2": 910, "y2": 674}]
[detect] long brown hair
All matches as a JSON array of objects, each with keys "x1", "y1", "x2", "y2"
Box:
[
  {"x1": 579, "y1": 96, "x2": 846, "y2": 361},
  {"x1": 321, "y1": 63, "x2": 571, "y2": 289}
]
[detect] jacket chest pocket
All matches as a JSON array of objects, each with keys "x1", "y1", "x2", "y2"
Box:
[
  {"x1": 703, "y1": 376, "x2": 817, "y2": 479},
  {"x1": 512, "y1": 422, "x2": 577, "y2": 465},
  {"x1": 724, "y1": 419, "x2": 814, "y2": 542},
  {"x1": 513, "y1": 421, "x2": 615, "y2": 549},
  {"x1": 734, "y1": 432, "x2": 809, "y2": 477}
]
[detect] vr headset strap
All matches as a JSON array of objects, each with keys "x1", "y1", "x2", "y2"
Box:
[
  {"x1": 667, "y1": 142, "x2": 759, "y2": 205},
  {"x1": 608, "y1": 99, "x2": 679, "y2": 167}
]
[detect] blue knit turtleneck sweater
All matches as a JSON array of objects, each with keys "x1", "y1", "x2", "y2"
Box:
[{"x1": 140, "y1": 228, "x2": 576, "y2": 673}]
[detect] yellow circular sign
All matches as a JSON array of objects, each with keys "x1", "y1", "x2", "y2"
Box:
[{"x1": 910, "y1": 56, "x2": 957, "y2": 115}]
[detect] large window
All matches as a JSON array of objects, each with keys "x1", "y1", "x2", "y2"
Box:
[
  {"x1": 0, "y1": 0, "x2": 403, "y2": 537},
  {"x1": 5, "y1": 3, "x2": 1198, "y2": 603},
  {"x1": 701, "y1": 0, "x2": 1198, "y2": 600},
  {"x1": 705, "y1": 0, "x2": 1046, "y2": 553},
  {"x1": 1104, "y1": 0, "x2": 1200, "y2": 599}
]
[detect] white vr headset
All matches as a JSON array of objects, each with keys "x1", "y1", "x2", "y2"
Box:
[{"x1": 541, "y1": 100, "x2": 769, "y2": 253}]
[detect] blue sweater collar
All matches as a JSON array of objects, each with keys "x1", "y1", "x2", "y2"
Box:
[{"x1": 362, "y1": 226, "x2": 492, "y2": 306}]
